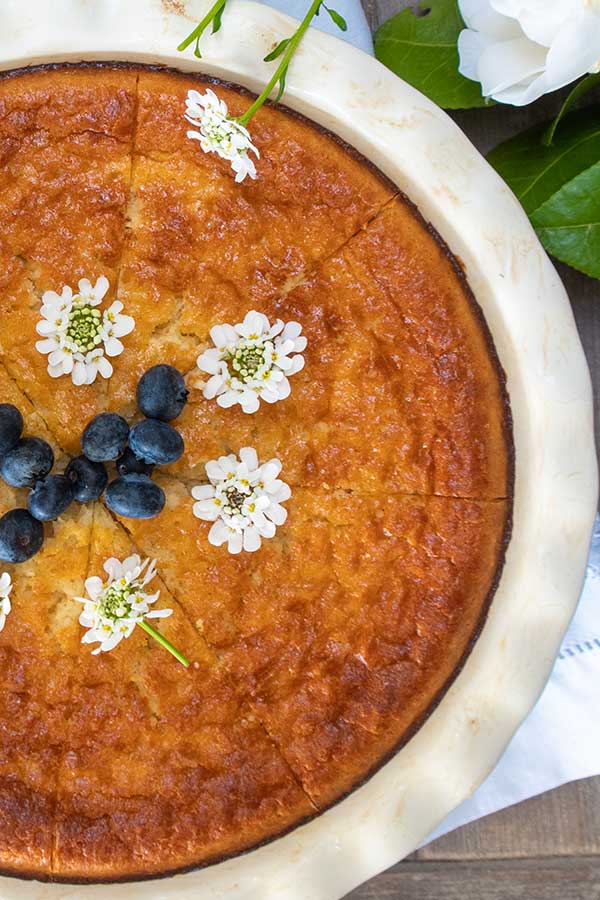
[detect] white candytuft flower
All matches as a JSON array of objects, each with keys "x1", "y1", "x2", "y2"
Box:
[
  {"x1": 75, "y1": 555, "x2": 172, "y2": 655},
  {"x1": 192, "y1": 447, "x2": 291, "y2": 555},
  {"x1": 185, "y1": 88, "x2": 260, "y2": 183},
  {"x1": 35, "y1": 276, "x2": 135, "y2": 386},
  {"x1": 0, "y1": 573, "x2": 12, "y2": 633},
  {"x1": 196, "y1": 310, "x2": 307, "y2": 414},
  {"x1": 458, "y1": 0, "x2": 600, "y2": 106}
]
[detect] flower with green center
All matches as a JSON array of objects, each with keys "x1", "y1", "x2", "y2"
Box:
[
  {"x1": 192, "y1": 447, "x2": 291, "y2": 554},
  {"x1": 197, "y1": 310, "x2": 307, "y2": 414},
  {"x1": 185, "y1": 88, "x2": 259, "y2": 183},
  {"x1": 74, "y1": 555, "x2": 189, "y2": 667},
  {"x1": 35, "y1": 276, "x2": 135, "y2": 386}
]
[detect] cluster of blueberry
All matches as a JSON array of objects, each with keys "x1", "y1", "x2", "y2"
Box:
[{"x1": 0, "y1": 365, "x2": 189, "y2": 564}]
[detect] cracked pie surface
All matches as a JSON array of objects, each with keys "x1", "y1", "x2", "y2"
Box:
[{"x1": 0, "y1": 65, "x2": 512, "y2": 881}]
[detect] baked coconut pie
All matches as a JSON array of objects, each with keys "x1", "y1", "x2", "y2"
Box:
[{"x1": 0, "y1": 65, "x2": 512, "y2": 881}]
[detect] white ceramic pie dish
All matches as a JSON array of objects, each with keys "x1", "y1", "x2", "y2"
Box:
[{"x1": 0, "y1": 1, "x2": 596, "y2": 897}]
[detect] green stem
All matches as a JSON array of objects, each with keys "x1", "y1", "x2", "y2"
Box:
[
  {"x1": 177, "y1": 0, "x2": 226, "y2": 54},
  {"x1": 138, "y1": 619, "x2": 190, "y2": 668},
  {"x1": 238, "y1": 0, "x2": 323, "y2": 126}
]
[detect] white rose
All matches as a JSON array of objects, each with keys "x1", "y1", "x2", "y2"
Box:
[{"x1": 457, "y1": 0, "x2": 600, "y2": 106}]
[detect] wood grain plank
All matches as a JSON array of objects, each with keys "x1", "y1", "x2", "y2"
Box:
[
  {"x1": 345, "y1": 856, "x2": 600, "y2": 899},
  {"x1": 418, "y1": 777, "x2": 600, "y2": 860}
]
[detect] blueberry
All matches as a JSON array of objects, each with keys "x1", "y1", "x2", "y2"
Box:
[
  {"x1": 116, "y1": 447, "x2": 154, "y2": 477},
  {"x1": 129, "y1": 419, "x2": 184, "y2": 466},
  {"x1": 105, "y1": 474, "x2": 166, "y2": 519},
  {"x1": 0, "y1": 405, "x2": 23, "y2": 457},
  {"x1": 0, "y1": 508, "x2": 44, "y2": 562},
  {"x1": 0, "y1": 437, "x2": 54, "y2": 488},
  {"x1": 65, "y1": 455, "x2": 109, "y2": 503},
  {"x1": 28, "y1": 474, "x2": 74, "y2": 522},
  {"x1": 137, "y1": 365, "x2": 189, "y2": 422},
  {"x1": 81, "y1": 413, "x2": 129, "y2": 463}
]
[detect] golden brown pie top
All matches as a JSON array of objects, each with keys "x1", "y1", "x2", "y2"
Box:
[{"x1": 0, "y1": 65, "x2": 512, "y2": 881}]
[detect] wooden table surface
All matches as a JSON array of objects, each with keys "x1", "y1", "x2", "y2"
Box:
[{"x1": 346, "y1": 2, "x2": 600, "y2": 898}]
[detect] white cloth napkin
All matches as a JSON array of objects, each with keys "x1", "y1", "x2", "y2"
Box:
[
  {"x1": 261, "y1": 0, "x2": 374, "y2": 54},
  {"x1": 266, "y1": 0, "x2": 599, "y2": 844}
]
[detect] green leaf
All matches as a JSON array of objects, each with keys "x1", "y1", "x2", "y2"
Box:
[
  {"x1": 487, "y1": 105, "x2": 600, "y2": 216},
  {"x1": 531, "y1": 160, "x2": 600, "y2": 279},
  {"x1": 264, "y1": 38, "x2": 291, "y2": 62},
  {"x1": 374, "y1": 0, "x2": 488, "y2": 109},
  {"x1": 212, "y1": 5, "x2": 224, "y2": 33},
  {"x1": 543, "y1": 73, "x2": 600, "y2": 146},
  {"x1": 275, "y1": 68, "x2": 288, "y2": 103},
  {"x1": 324, "y1": 5, "x2": 348, "y2": 32}
]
